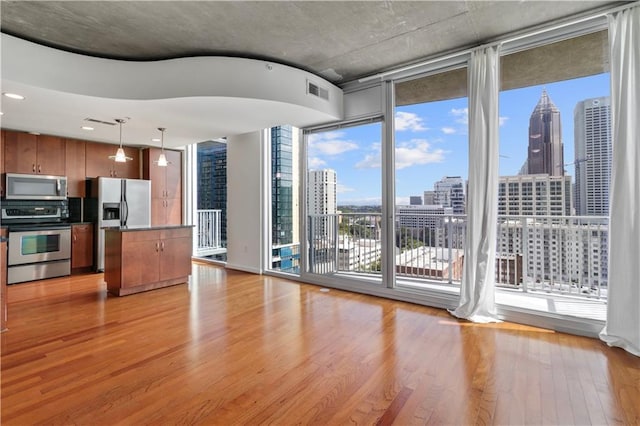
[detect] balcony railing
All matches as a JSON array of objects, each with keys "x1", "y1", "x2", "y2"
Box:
[
  {"x1": 308, "y1": 212, "x2": 608, "y2": 300},
  {"x1": 196, "y1": 209, "x2": 225, "y2": 257}
]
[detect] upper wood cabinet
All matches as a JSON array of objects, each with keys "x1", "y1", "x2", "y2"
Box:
[
  {"x1": 85, "y1": 142, "x2": 140, "y2": 179},
  {"x1": 143, "y1": 148, "x2": 182, "y2": 225},
  {"x1": 65, "y1": 139, "x2": 86, "y2": 197},
  {"x1": 3, "y1": 131, "x2": 65, "y2": 176}
]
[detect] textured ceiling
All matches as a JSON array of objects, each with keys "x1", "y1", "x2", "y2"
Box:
[{"x1": 0, "y1": 1, "x2": 619, "y2": 85}]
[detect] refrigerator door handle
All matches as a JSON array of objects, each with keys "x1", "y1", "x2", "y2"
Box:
[{"x1": 123, "y1": 180, "x2": 130, "y2": 227}]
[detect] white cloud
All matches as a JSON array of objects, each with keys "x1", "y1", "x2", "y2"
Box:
[
  {"x1": 395, "y1": 111, "x2": 428, "y2": 132},
  {"x1": 499, "y1": 116, "x2": 509, "y2": 126},
  {"x1": 308, "y1": 131, "x2": 359, "y2": 156},
  {"x1": 450, "y1": 107, "x2": 468, "y2": 125},
  {"x1": 396, "y1": 139, "x2": 447, "y2": 169},
  {"x1": 307, "y1": 157, "x2": 327, "y2": 169},
  {"x1": 355, "y1": 153, "x2": 380, "y2": 169},
  {"x1": 355, "y1": 139, "x2": 446, "y2": 170},
  {"x1": 337, "y1": 183, "x2": 355, "y2": 193},
  {"x1": 441, "y1": 127, "x2": 456, "y2": 135}
]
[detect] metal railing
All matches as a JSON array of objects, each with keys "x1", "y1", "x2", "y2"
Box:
[
  {"x1": 196, "y1": 209, "x2": 224, "y2": 257},
  {"x1": 307, "y1": 212, "x2": 609, "y2": 300}
]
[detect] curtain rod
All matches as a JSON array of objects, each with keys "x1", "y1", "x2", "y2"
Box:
[{"x1": 358, "y1": 1, "x2": 639, "y2": 84}]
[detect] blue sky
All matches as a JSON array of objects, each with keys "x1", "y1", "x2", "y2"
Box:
[{"x1": 307, "y1": 73, "x2": 610, "y2": 206}]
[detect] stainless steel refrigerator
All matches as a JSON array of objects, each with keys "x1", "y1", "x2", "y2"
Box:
[{"x1": 87, "y1": 177, "x2": 151, "y2": 271}]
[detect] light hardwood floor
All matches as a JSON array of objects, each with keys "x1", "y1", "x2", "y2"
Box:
[{"x1": 1, "y1": 262, "x2": 639, "y2": 425}]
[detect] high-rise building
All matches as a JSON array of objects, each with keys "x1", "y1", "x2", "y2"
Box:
[
  {"x1": 423, "y1": 190, "x2": 436, "y2": 205},
  {"x1": 197, "y1": 140, "x2": 227, "y2": 243},
  {"x1": 308, "y1": 169, "x2": 337, "y2": 215},
  {"x1": 498, "y1": 174, "x2": 572, "y2": 216},
  {"x1": 528, "y1": 89, "x2": 564, "y2": 176},
  {"x1": 574, "y1": 96, "x2": 612, "y2": 216},
  {"x1": 271, "y1": 125, "x2": 300, "y2": 273},
  {"x1": 409, "y1": 196, "x2": 422, "y2": 205},
  {"x1": 433, "y1": 176, "x2": 466, "y2": 214},
  {"x1": 307, "y1": 169, "x2": 338, "y2": 273}
]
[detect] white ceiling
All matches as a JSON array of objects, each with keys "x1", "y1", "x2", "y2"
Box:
[{"x1": 0, "y1": 1, "x2": 621, "y2": 149}]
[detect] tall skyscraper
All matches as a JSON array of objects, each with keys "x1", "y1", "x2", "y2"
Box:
[
  {"x1": 574, "y1": 96, "x2": 612, "y2": 216},
  {"x1": 528, "y1": 89, "x2": 564, "y2": 176},
  {"x1": 271, "y1": 125, "x2": 296, "y2": 245},
  {"x1": 197, "y1": 140, "x2": 227, "y2": 243},
  {"x1": 307, "y1": 169, "x2": 337, "y2": 215},
  {"x1": 433, "y1": 176, "x2": 466, "y2": 214},
  {"x1": 271, "y1": 125, "x2": 300, "y2": 272}
]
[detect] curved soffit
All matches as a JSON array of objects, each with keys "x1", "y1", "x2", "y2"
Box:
[{"x1": 0, "y1": 34, "x2": 343, "y2": 147}]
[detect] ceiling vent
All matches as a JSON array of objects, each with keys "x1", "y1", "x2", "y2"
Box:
[
  {"x1": 84, "y1": 117, "x2": 117, "y2": 126},
  {"x1": 307, "y1": 80, "x2": 329, "y2": 101}
]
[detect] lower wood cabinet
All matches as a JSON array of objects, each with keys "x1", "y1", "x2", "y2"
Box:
[
  {"x1": 71, "y1": 224, "x2": 94, "y2": 271},
  {"x1": 104, "y1": 226, "x2": 192, "y2": 296}
]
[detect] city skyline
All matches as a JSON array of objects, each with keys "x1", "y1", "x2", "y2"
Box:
[{"x1": 308, "y1": 73, "x2": 610, "y2": 206}]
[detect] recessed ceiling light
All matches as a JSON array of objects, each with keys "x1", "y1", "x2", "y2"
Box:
[
  {"x1": 3, "y1": 92, "x2": 25, "y2": 100},
  {"x1": 81, "y1": 126, "x2": 95, "y2": 131},
  {"x1": 151, "y1": 138, "x2": 161, "y2": 142},
  {"x1": 0, "y1": 112, "x2": 4, "y2": 115},
  {"x1": 29, "y1": 131, "x2": 41, "y2": 135}
]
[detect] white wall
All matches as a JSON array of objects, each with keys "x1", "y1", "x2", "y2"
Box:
[{"x1": 226, "y1": 130, "x2": 265, "y2": 274}]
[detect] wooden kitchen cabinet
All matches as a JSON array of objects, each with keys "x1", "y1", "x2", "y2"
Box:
[
  {"x1": 65, "y1": 139, "x2": 86, "y2": 197},
  {"x1": 104, "y1": 226, "x2": 192, "y2": 296},
  {"x1": 158, "y1": 228, "x2": 193, "y2": 281},
  {"x1": 71, "y1": 223, "x2": 93, "y2": 271},
  {"x1": 3, "y1": 131, "x2": 65, "y2": 176},
  {"x1": 85, "y1": 141, "x2": 140, "y2": 179},
  {"x1": 142, "y1": 148, "x2": 182, "y2": 225}
]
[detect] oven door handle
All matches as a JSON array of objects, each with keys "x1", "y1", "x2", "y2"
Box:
[{"x1": 9, "y1": 225, "x2": 71, "y2": 232}]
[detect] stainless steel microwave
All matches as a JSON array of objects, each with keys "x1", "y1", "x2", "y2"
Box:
[{"x1": 4, "y1": 173, "x2": 67, "y2": 200}]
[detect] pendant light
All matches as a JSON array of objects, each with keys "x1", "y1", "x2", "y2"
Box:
[
  {"x1": 154, "y1": 127, "x2": 171, "y2": 167},
  {"x1": 109, "y1": 118, "x2": 133, "y2": 162}
]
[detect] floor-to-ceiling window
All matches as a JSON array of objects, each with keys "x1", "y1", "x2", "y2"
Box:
[
  {"x1": 269, "y1": 125, "x2": 301, "y2": 274},
  {"x1": 393, "y1": 66, "x2": 469, "y2": 291},
  {"x1": 305, "y1": 120, "x2": 383, "y2": 283},
  {"x1": 497, "y1": 29, "x2": 611, "y2": 312},
  {"x1": 194, "y1": 139, "x2": 228, "y2": 262}
]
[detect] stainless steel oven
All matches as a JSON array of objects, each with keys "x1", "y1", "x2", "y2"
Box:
[
  {"x1": 7, "y1": 225, "x2": 71, "y2": 284},
  {"x1": 2, "y1": 199, "x2": 72, "y2": 284}
]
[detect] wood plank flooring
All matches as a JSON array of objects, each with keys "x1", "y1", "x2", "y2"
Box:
[{"x1": 1, "y1": 263, "x2": 639, "y2": 425}]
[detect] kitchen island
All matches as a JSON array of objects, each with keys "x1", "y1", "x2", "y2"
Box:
[{"x1": 104, "y1": 225, "x2": 193, "y2": 296}]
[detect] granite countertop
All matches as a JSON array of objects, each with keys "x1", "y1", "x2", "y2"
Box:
[{"x1": 103, "y1": 225, "x2": 194, "y2": 232}]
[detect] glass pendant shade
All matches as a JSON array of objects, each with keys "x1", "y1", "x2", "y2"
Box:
[
  {"x1": 157, "y1": 153, "x2": 168, "y2": 167},
  {"x1": 114, "y1": 147, "x2": 128, "y2": 162},
  {"x1": 154, "y1": 127, "x2": 171, "y2": 167},
  {"x1": 109, "y1": 118, "x2": 133, "y2": 162}
]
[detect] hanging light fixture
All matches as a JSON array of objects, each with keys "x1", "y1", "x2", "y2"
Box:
[
  {"x1": 154, "y1": 127, "x2": 171, "y2": 167},
  {"x1": 109, "y1": 118, "x2": 133, "y2": 162}
]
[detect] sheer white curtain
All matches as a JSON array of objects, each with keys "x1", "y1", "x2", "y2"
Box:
[
  {"x1": 449, "y1": 45, "x2": 501, "y2": 323},
  {"x1": 599, "y1": 5, "x2": 640, "y2": 357}
]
